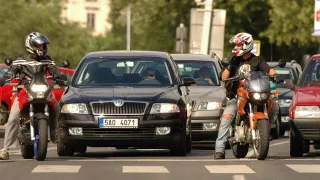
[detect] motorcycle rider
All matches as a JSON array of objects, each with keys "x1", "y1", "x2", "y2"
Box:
[
  {"x1": 214, "y1": 32, "x2": 277, "y2": 159},
  {"x1": 0, "y1": 32, "x2": 65, "y2": 160}
]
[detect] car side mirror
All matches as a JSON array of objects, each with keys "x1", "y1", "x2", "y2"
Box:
[
  {"x1": 4, "y1": 58, "x2": 13, "y2": 66},
  {"x1": 182, "y1": 77, "x2": 196, "y2": 86},
  {"x1": 282, "y1": 79, "x2": 295, "y2": 89},
  {"x1": 62, "y1": 60, "x2": 70, "y2": 68}
]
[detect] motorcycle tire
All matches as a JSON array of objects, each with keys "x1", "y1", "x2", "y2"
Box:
[
  {"x1": 21, "y1": 144, "x2": 34, "y2": 159},
  {"x1": 232, "y1": 143, "x2": 249, "y2": 158},
  {"x1": 35, "y1": 119, "x2": 48, "y2": 161},
  {"x1": 253, "y1": 119, "x2": 270, "y2": 160}
]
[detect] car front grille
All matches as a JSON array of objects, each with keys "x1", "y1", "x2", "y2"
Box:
[
  {"x1": 90, "y1": 101, "x2": 148, "y2": 115},
  {"x1": 191, "y1": 123, "x2": 203, "y2": 130},
  {"x1": 82, "y1": 127, "x2": 155, "y2": 139}
]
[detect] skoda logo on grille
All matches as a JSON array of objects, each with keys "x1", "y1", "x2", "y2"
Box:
[{"x1": 113, "y1": 100, "x2": 124, "y2": 107}]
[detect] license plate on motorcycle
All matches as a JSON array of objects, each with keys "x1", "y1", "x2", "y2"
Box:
[{"x1": 99, "y1": 118, "x2": 138, "y2": 128}]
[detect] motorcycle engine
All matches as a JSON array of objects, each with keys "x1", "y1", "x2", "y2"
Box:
[{"x1": 235, "y1": 125, "x2": 246, "y2": 143}]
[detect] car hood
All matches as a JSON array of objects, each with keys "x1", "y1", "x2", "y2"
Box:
[
  {"x1": 295, "y1": 87, "x2": 320, "y2": 106},
  {"x1": 188, "y1": 86, "x2": 226, "y2": 103},
  {"x1": 64, "y1": 86, "x2": 180, "y2": 104},
  {"x1": 277, "y1": 87, "x2": 294, "y2": 99}
]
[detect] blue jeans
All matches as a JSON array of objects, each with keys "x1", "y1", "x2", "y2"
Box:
[{"x1": 215, "y1": 99, "x2": 237, "y2": 153}]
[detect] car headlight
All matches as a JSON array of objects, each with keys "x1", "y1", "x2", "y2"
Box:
[
  {"x1": 294, "y1": 106, "x2": 320, "y2": 119},
  {"x1": 150, "y1": 103, "x2": 180, "y2": 114},
  {"x1": 31, "y1": 84, "x2": 48, "y2": 93},
  {"x1": 198, "y1": 102, "x2": 222, "y2": 110},
  {"x1": 61, "y1": 103, "x2": 88, "y2": 114},
  {"x1": 279, "y1": 99, "x2": 292, "y2": 107}
]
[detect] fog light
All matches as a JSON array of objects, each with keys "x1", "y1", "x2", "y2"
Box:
[
  {"x1": 155, "y1": 127, "x2": 171, "y2": 135},
  {"x1": 203, "y1": 123, "x2": 217, "y2": 130},
  {"x1": 68, "y1": 127, "x2": 83, "y2": 135},
  {"x1": 281, "y1": 116, "x2": 290, "y2": 123}
]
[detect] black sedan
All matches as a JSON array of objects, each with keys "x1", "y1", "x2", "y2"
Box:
[{"x1": 57, "y1": 51, "x2": 195, "y2": 156}]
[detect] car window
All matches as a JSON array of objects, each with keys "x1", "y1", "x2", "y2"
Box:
[
  {"x1": 73, "y1": 57, "x2": 174, "y2": 87},
  {"x1": 297, "y1": 59, "x2": 320, "y2": 87},
  {"x1": 0, "y1": 66, "x2": 9, "y2": 78},
  {"x1": 274, "y1": 67, "x2": 297, "y2": 87},
  {"x1": 175, "y1": 60, "x2": 220, "y2": 86}
]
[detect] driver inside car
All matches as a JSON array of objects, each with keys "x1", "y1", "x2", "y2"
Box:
[
  {"x1": 214, "y1": 32, "x2": 278, "y2": 159},
  {"x1": 199, "y1": 66, "x2": 214, "y2": 85}
]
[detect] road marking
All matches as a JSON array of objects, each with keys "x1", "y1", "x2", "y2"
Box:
[
  {"x1": 205, "y1": 165, "x2": 255, "y2": 174},
  {"x1": 8, "y1": 147, "x2": 57, "y2": 155},
  {"x1": 284, "y1": 158, "x2": 320, "y2": 161},
  {"x1": 32, "y1": 165, "x2": 81, "y2": 173},
  {"x1": 122, "y1": 166, "x2": 169, "y2": 173},
  {"x1": 246, "y1": 141, "x2": 289, "y2": 158},
  {"x1": 286, "y1": 164, "x2": 320, "y2": 173},
  {"x1": 67, "y1": 158, "x2": 260, "y2": 162},
  {"x1": 233, "y1": 175, "x2": 246, "y2": 180}
]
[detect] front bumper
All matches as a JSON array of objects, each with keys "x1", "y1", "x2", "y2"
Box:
[
  {"x1": 289, "y1": 118, "x2": 320, "y2": 140},
  {"x1": 190, "y1": 109, "x2": 222, "y2": 143},
  {"x1": 58, "y1": 113, "x2": 185, "y2": 148}
]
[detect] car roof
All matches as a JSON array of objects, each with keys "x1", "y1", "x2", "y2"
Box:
[
  {"x1": 170, "y1": 54, "x2": 215, "y2": 61},
  {"x1": 310, "y1": 54, "x2": 320, "y2": 59},
  {"x1": 84, "y1": 50, "x2": 170, "y2": 59}
]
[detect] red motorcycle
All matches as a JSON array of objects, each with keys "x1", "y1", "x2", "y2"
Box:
[{"x1": 0, "y1": 58, "x2": 67, "y2": 161}]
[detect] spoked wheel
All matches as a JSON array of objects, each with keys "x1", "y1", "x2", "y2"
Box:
[
  {"x1": 34, "y1": 119, "x2": 48, "y2": 161},
  {"x1": 253, "y1": 119, "x2": 270, "y2": 160}
]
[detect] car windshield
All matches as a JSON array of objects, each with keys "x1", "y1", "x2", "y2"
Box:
[
  {"x1": 0, "y1": 66, "x2": 9, "y2": 78},
  {"x1": 175, "y1": 60, "x2": 220, "y2": 86},
  {"x1": 274, "y1": 67, "x2": 295, "y2": 87},
  {"x1": 297, "y1": 59, "x2": 320, "y2": 87},
  {"x1": 73, "y1": 57, "x2": 174, "y2": 87}
]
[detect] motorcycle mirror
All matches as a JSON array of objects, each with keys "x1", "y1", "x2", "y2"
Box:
[
  {"x1": 282, "y1": 79, "x2": 295, "y2": 90},
  {"x1": 277, "y1": 58, "x2": 286, "y2": 68},
  {"x1": 4, "y1": 58, "x2": 13, "y2": 66},
  {"x1": 62, "y1": 59, "x2": 70, "y2": 68}
]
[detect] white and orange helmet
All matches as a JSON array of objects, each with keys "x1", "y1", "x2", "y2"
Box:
[{"x1": 229, "y1": 32, "x2": 253, "y2": 56}]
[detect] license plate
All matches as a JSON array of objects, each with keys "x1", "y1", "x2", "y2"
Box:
[{"x1": 99, "y1": 118, "x2": 138, "y2": 128}]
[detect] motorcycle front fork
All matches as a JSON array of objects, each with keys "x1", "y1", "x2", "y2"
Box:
[
  {"x1": 29, "y1": 104, "x2": 50, "y2": 141},
  {"x1": 249, "y1": 103, "x2": 268, "y2": 141}
]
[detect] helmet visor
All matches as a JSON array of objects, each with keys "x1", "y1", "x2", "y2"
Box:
[{"x1": 30, "y1": 35, "x2": 50, "y2": 49}]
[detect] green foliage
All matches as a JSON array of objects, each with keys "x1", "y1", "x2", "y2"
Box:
[{"x1": 0, "y1": 0, "x2": 100, "y2": 68}]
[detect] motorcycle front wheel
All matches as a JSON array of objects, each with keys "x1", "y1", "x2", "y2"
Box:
[
  {"x1": 253, "y1": 119, "x2": 270, "y2": 160},
  {"x1": 34, "y1": 119, "x2": 48, "y2": 161}
]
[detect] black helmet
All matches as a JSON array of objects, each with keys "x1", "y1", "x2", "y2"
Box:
[{"x1": 25, "y1": 32, "x2": 50, "y2": 57}]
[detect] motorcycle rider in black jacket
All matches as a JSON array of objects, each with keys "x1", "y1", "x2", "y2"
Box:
[{"x1": 0, "y1": 32, "x2": 65, "y2": 160}]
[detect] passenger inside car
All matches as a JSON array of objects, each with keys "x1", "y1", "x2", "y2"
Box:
[{"x1": 198, "y1": 66, "x2": 214, "y2": 85}]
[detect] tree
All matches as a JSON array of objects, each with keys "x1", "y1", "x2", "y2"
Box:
[
  {"x1": 105, "y1": 0, "x2": 196, "y2": 52},
  {"x1": 0, "y1": 0, "x2": 102, "y2": 68}
]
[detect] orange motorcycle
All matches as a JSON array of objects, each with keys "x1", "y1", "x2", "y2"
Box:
[{"x1": 222, "y1": 61, "x2": 285, "y2": 160}]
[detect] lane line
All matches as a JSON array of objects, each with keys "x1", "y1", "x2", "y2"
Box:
[
  {"x1": 123, "y1": 166, "x2": 169, "y2": 173},
  {"x1": 205, "y1": 165, "x2": 255, "y2": 174}
]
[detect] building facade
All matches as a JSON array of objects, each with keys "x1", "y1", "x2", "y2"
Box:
[{"x1": 61, "y1": 0, "x2": 112, "y2": 36}]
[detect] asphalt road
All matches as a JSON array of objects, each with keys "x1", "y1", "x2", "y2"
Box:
[{"x1": 1, "y1": 134, "x2": 320, "y2": 180}]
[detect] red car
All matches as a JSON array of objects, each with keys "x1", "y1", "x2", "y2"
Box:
[
  {"x1": 0, "y1": 65, "x2": 74, "y2": 125},
  {"x1": 288, "y1": 54, "x2": 320, "y2": 157}
]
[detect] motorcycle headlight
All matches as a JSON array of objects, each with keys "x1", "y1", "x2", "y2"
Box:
[
  {"x1": 150, "y1": 103, "x2": 180, "y2": 114},
  {"x1": 251, "y1": 93, "x2": 269, "y2": 100},
  {"x1": 198, "y1": 102, "x2": 222, "y2": 110},
  {"x1": 61, "y1": 103, "x2": 89, "y2": 114},
  {"x1": 279, "y1": 99, "x2": 292, "y2": 107},
  {"x1": 294, "y1": 106, "x2": 320, "y2": 119},
  {"x1": 31, "y1": 84, "x2": 48, "y2": 93}
]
